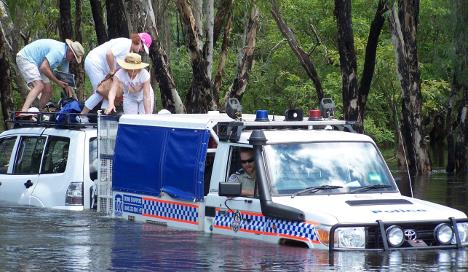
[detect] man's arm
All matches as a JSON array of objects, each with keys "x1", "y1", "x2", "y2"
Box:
[{"x1": 39, "y1": 59, "x2": 68, "y2": 89}]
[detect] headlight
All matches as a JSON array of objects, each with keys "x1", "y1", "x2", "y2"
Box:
[
  {"x1": 452, "y1": 222, "x2": 468, "y2": 245},
  {"x1": 434, "y1": 223, "x2": 453, "y2": 245},
  {"x1": 334, "y1": 227, "x2": 365, "y2": 249},
  {"x1": 386, "y1": 225, "x2": 404, "y2": 247}
]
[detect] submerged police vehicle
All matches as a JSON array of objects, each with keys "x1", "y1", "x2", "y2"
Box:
[
  {"x1": 102, "y1": 99, "x2": 465, "y2": 251},
  {"x1": 0, "y1": 111, "x2": 98, "y2": 210}
]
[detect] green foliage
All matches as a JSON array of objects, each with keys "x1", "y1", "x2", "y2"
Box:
[{"x1": 3, "y1": 0, "x2": 456, "y2": 148}]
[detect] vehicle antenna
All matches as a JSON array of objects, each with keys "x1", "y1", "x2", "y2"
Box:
[{"x1": 394, "y1": 104, "x2": 414, "y2": 198}]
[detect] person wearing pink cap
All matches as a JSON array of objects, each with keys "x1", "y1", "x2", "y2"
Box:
[{"x1": 78, "y1": 33, "x2": 152, "y2": 121}]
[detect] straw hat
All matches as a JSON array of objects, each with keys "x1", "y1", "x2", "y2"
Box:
[
  {"x1": 65, "y1": 39, "x2": 84, "y2": 63},
  {"x1": 117, "y1": 53, "x2": 149, "y2": 70}
]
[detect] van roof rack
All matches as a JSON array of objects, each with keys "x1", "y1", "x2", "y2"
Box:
[
  {"x1": 217, "y1": 119, "x2": 355, "y2": 142},
  {"x1": 6, "y1": 111, "x2": 98, "y2": 129}
]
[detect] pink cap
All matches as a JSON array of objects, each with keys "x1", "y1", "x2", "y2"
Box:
[{"x1": 138, "y1": 32, "x2": 152, "y2": 54}]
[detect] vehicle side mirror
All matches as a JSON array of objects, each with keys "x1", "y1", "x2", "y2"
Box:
[{"x1": 219, "y1": 182, "x2": 242, "y2": 197}]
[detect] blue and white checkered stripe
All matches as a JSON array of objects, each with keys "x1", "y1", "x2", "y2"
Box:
[
  {"x1": 143, "y1": 199, "x2": 199, "y2": 224},
  {"x1": 214, "y1": 210, "x2": 319, "y2": 241}
]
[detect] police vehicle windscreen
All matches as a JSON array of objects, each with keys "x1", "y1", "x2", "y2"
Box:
[{"x1": 264, "y1": 142, "x2": 395, "y2": 195}]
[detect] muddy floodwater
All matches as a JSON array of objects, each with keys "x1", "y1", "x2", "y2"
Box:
[{"x1": 0, "y1": 171, "x2": 467, "y2": 271}]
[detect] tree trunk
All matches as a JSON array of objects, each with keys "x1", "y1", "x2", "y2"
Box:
[
  {"x1": 128, "y1": 0, "x2": 184, "y2": 113},
  {"x1": 176, "y1": 0, "x2": 213, "y2": 113},
  {"x1": 73, "y1": 0, "x2": 85, "y2": 101},
  {"x1": 225, "y1": 4, "x2": 259, "y2": 103},
  {"x1": 334, "y1": 0, "x2": 361, "y2": 130},
  {"x1": 106, "y1": 0, "x2": 129, "y2": 38},
  {"x1": 152, "y1": 0, "x2": 172, "y2": 58},
  {"x1": 213, "y1": 0, "x2": 234, "y2": 46},
  {"x1": 212, "y1": 0, "x2": 234, "y2": 109},
  {"x1": 90, "y1": 0, "x2": 108, "y2": 45},
  {"x1": 389, "y1": 0, "x2": 431, "y2": 175},
  {"x1": 271, "y1": 2, "x2": 324, "y2": 106},
  {"x1": 203, "y1": 0, "x2": 214, "y2": 81},
  {"x1": 358, "y1": 0, "x2": 388, "y2": 117},
  {"x1": 0, "y1": 1, "x2": 29, "y2": 102},
  {"x1": 447, "y1": 0, "x2": 468, "y2": 174},
  {"x1": 0, "y1": 16, "x2": 14, "y2": 129},
  {"x1": 59, "y1": 0, "x2": 73, "y2": 39}
]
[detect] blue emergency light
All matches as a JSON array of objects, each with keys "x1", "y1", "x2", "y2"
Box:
[{"x1": 255, "y1": 110, "x2": 269, "y2": 122}]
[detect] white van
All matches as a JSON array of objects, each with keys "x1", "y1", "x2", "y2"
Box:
[{"x1": 0, "y1": 117, "x2": 98, "y2": 210}]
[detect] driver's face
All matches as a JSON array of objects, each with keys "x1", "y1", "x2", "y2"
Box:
[{"x1": 240, "y1": 151, "x2": 255, "y2": 175}]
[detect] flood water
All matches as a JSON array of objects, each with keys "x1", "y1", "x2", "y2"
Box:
[{"x1": 0, "y1": 171, "x2": 467, "y2": 271}]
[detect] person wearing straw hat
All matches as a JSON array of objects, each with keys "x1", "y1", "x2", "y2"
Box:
[
  {"x1": 105, "y1": 52, "x2": 154, "y2": 115},
  {"x1": 78, "y1": 33, "x2": 152, "y2": 122},
  {"x1": 16, "y1": 38, "x2": 84, "y2": 112}
]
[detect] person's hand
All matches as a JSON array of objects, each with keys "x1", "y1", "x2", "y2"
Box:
[
  {"x1": 105, "y1": 105, "x2": 116, "y2": 115},
  {"x1": 58, "y1": 80, "x2": 68, "y2": 89}
]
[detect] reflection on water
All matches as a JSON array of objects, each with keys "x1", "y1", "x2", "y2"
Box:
[{"x1": 0, "y1": 171, "x2": 467, "y2": 271}]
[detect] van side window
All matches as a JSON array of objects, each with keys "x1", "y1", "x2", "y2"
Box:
[
  {"x1": 14, "y1": 136, "x2": 46, "y2": 174},
  {"x1": 204, "y1": 152, "x2": 215, "y2": 196},
  {"x1": 89, "y1": 137, "x2": 98, "y2": 180},
  {"x1": 0, "y1": 137, "x2": 16, "y2": 174},
  {"x1": 42, "y1": 137, "x2": 70, "y2": 174}
]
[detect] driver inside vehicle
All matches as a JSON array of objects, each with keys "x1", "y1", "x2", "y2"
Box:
[{"x1": 228, "y1": 148, "x2": 256, "y2": 197}]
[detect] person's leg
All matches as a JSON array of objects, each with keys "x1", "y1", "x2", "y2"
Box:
[
  {"x1": 82, "y1": 58, "x2": 106, "y2": 114},
  {"x1": 21, "y1": 80, "x2": 44, "y2": 112},
  {"x1": 38, "y1": 83, "x2": 53, "y2": 110},
  {"x1": 83, "y1": 93, "x2": 104, "y2": 114},
  {"x1": 17, "y1": 54, "x2": 44, "y2": 112}
]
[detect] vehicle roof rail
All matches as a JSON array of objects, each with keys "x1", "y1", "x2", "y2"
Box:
[
  {"x1": 217, "y1": 119, "x2": 355, "y2": 142},
  {"x1": 6, "y1": 111, "x2": 98, "y2": 130}
]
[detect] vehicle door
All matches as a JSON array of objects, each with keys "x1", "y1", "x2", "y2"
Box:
[
  {"x1": 33, "y1": 136, "x2": 71, "y2": 208},
  {"x1": 0, "y1": 135, "x2": 46, "y2": 205},
  {"x1": 0, "y1": 136, "x2": 18, "y2": 202},
  {"x1": 209, "y1": 145, "x2": 263, "y2": 237}
]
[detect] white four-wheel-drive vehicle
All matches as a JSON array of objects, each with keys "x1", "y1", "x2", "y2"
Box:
[
  {"x1": 98, "y1": 107, "x2": 468, "y2": 251},
  {"x1": 0, "y1": 114, "x2": 98, "y2": 210}
]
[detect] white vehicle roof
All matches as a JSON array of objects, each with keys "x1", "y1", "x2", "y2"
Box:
[
  {"x1": 119, "y1": 112, "x2": 235, "y2": 130},
  {"x1": 237, "y1": 129, "x2": 374, "y2": 145}
]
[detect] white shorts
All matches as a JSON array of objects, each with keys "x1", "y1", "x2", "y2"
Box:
[
  {"x1": 84, "y1": 57, "x2": 108, "y2": 110},
  {"x1": 16, "y1": 54, "x2": 49, "y2": 84},
  {"x1": 123, "y1": 87, "x2": 154, "y2": 114}
]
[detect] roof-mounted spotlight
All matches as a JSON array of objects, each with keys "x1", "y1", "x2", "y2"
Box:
[
  {"x1": 320, "y1": 98, "x2": 335, "y2": 119},
  {"x1": 225, "y1": 98, "x2": 242, "y2": 120}
]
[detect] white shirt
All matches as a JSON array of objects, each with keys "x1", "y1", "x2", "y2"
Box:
[
  {"x1": 114, "y1": 69, "x2": 150, "y2": 102},
  {"x1": 86, "y1": 38, "x2": 132, "y2": 73}
]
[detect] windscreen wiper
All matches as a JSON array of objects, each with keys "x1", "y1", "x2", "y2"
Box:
[
  {"x1": 291, "y1": 185, "x2": 343, "y2": 198},
  {"x1": 351, "y1": 184, "x2": 392, "y2": 193}
]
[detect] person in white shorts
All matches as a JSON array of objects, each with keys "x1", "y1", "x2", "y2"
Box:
[
  {"x1": 79, "y1": 33, "x2": 152, "y2": 120},
  {"x1": 16, "y1": 39, "x2": 84, "y2": 112},
  {"x1": 105, "y1": 53, "x2": 154, "y2": 115}
]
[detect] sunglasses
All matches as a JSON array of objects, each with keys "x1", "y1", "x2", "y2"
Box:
[{"x1": 241, "y1": 158, "x2": 254, "y2": 164}]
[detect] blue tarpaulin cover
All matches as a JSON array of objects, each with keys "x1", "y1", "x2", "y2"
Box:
[{"x1": 112, "y1": 123, "x2": 209, "y2": 201}]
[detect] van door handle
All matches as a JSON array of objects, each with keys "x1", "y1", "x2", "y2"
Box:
[{"x1": 24, "y1": 180, "x2": 33, "y2": 188}]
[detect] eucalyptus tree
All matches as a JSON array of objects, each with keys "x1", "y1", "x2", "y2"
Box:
[
  {"x1": 89, "y1": 0, "x2": 107, "y2": 45},
  {"x1": 447, "y1": 0, "x2": 468, "y2": 174},
  {"x1": 389, "y1": 0, "x2": 431, "y2": 174},
  {"x1": 225, "y1": 2, "x2": 259, "y2": 103},
  {"x1": 334, "y1": 0, "x2": 388, "y2": 133}
]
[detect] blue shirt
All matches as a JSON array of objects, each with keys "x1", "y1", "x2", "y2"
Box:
[{"x1": 18, "y1": 39, "x2": 69, "y2": 72}]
